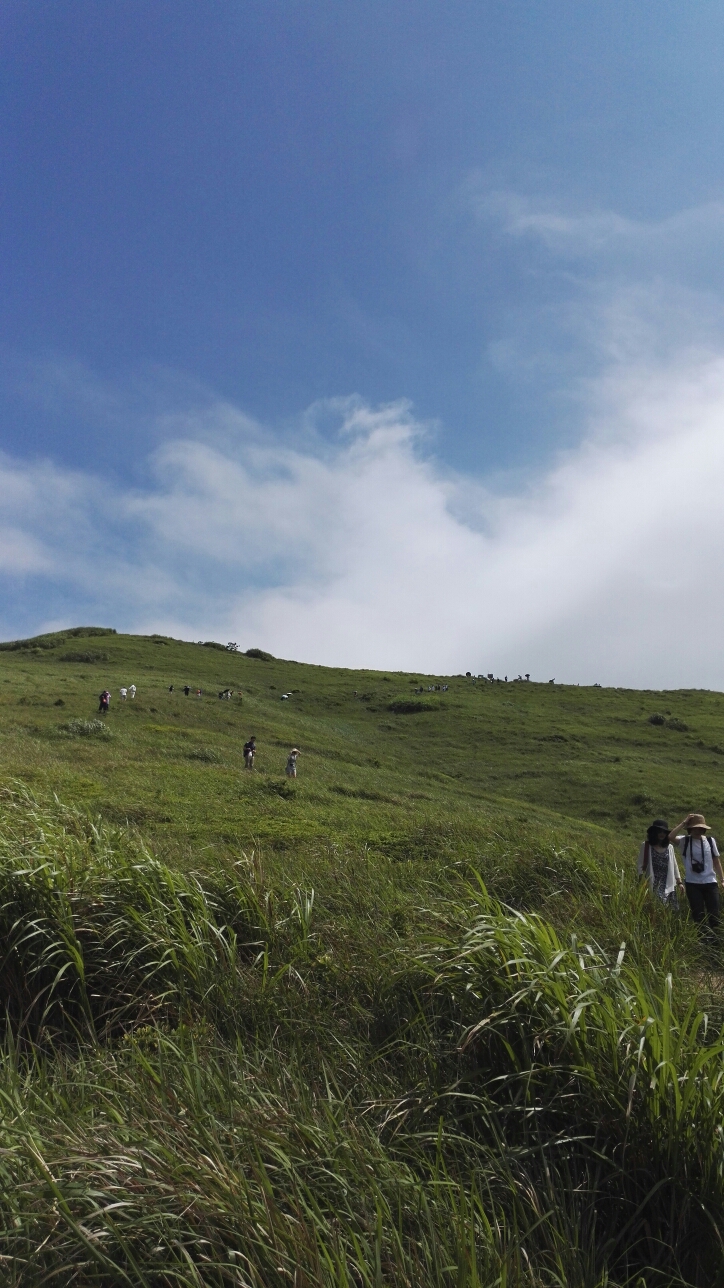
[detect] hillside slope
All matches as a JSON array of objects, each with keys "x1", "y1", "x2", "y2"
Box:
[
  {"x1": 2, "y1": 630, "x2": 724, "y2": 1284},
  {"x1": 1, "y1": 627, "x2": 724, "y2": 853}
]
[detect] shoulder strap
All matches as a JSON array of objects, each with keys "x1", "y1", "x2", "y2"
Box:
[{"x1": 683, "y1": 836, "x2": 690, "y2": 858}]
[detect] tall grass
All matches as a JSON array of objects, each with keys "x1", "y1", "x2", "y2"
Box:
[{"x1": 0, "y1": 786, "x2": 722, "y2": 1285}]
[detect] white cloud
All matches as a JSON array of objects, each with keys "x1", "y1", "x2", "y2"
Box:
[
  {"x1": 2, "y1": 351, "x2": 724, "y2": 687},
  {"x1": 477, "y1": 187, "x2": 724, "y2": 263}
]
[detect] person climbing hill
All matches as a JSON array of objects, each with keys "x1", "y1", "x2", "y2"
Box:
[
  {"x1": 668, "y1": 812, "x2": 723, "y2": 939},
  {"x1": 638, "y1": 818, "x2": 682, "y2": 907}
]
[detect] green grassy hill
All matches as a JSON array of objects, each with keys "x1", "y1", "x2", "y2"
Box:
[
  {"x1": 3, "y1": 625, "x2": 724, "y2": 851},
  {"x1": 2, "y1": 627, "x2": 724, "y2": 1286}
]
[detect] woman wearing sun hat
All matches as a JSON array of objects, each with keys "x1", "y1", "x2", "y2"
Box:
[
  {"x1": 285, "y1": 748, "x2": 299, "y2": 778},
  {"x1": 668, "y1": 812, "x2": 724, "y2": 937}
]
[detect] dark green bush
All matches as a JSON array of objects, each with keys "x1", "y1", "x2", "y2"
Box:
[
  {"x1": 388, "y1": 697, "x2": 438, "y2": 714},
  {"x1": 59, "y1": 650, "x2": 109, "y2": 663}
]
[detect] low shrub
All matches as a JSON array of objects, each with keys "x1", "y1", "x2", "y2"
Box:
[
  {"x1": 59, "y1": 650, "x2": 109, "y2": 663},
  {"x1": 388, "y1": 697, "x2": 438, "y2": 714},
  {"x1": 245, "y1": 647, "x2": 274, "y2": 660},
  {"x1": 407, "y1": 886, "x2": 724, "y2": 1284},
  {"x1": 0, "y1": 787, "x2": 265, "y2": 1039},
  {"x1": 64, "y1": 626, "x2": 117, "y2": 637},
  {"x1": 60, "y1": 719, "x2": 112, "y2": 738}
]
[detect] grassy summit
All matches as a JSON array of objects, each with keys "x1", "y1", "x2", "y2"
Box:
[{"x1": 1, "y1": 628, "x2": 724, "y2": 1285}]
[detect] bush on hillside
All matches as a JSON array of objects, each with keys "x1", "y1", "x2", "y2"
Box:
[
  {"x1": 60, "y1": 719, "x2": 112, "y2": 738},
  {"x1": 409, "y1": 887, "x2": 724, "y2": 1283},
  {"x1": 63, "y1": 626, "x2": 116, "y2": 637},
  {"x1": 59, "y1": 651, "x2": 110, "y2": 663},
  {"x1": 0, "y1": 626, "x2": 116, "y2": 652},
  {"x1": 245, "y1": 647, "x2": 274, "y2": 660},
  {"x1": 0, "y1": 787, "x2": 264, "y2": 1038},
  {"x1": 648, "y1": 711, "x2": 689, "y2": 731},
  {"x1": 388, "y1": 697, "x2": 438, "y2": 714}
]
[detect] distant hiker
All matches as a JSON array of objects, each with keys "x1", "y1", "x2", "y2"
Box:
[
  {"x1": 184, "y1": 685, "x2": 190, "y2": 696},
  {"x1": 638, "y1": 819, "x2": 682, "y2": 907},
  {"x1": 196, "y1": 688, "x2": 202, "y2": 698},
  {"x1": 129, "y1": 684, "x2": 136, "y2": 699},
  {"x1": 169, "y1": 685, "x2": 174, "y2": 692},
  {"x1": 98, "y1": 689, "x2": 111, "y2": 714},
  {"x1": 243, "y1": 737, "x2": 256, "y2": 769},
  {"x1": 668, "y1": 812, "x2": 723, "y2": 938},
  {"x1": 119, "y1": 687, "x2": 127, "y2": 701},
  {"x1": 285, "y1": 748, "x2": 299, "y2": 778}
]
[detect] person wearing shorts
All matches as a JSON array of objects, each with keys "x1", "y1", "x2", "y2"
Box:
[
  {"x1": 668, "y1": 812, "x2": 723, "y2": 938},
  {"x1": 285, "y1": 748, "x2": 299, "y2": 778}
]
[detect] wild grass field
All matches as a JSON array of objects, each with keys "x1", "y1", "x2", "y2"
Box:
[{"x1": 1, "y1": 627, "x2": 724, "y2": 1285}]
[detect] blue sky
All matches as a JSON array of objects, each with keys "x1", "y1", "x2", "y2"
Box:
[{"x1": 3, "y1": 2, "x2": 724, "y2": 683}]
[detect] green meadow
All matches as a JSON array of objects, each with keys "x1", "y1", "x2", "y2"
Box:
[{"x1": 2, "y1": 627, "x2": 724, "y2": 1285}]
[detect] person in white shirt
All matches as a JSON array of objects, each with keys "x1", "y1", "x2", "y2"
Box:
[
  {"x1": 128, "y1": 684, "x2": 136, "y2": 699},
  {"x1": 119, "y1": 687, "x2": 127, "y2": 701},
  {"x1": 668, "y1": 812, "x2": 723, "y2": 937}
]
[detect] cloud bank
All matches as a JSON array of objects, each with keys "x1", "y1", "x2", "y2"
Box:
[{"x1": 2, "y1": 344, "x2": 724, "y2": 687}]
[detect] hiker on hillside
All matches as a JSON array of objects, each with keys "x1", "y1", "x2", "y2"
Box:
[
  {"x1": 243, "y1": 737, "x2": 256, "y2": 769},
  {"x1": 184, "y1": 685, "x2": 190, "y2": 696},
  {"x1": 638, "y1": 819, "x2": 683, "y2": 907},
  {"x1": 98, "y1": 689, "x2": 111, "y2": 714},
  {"x1": 285, "y1": 748, "x2": 299, "y2": 778},
  {"x1": 119, "y1": 687, "x2": 127, "y2": 701},
  {"x1": 668, "y1": 812, "x2": 723, "y2": 937},
  {"x1": 129, "y1": 684, "x2": 136, "y2": 699}
]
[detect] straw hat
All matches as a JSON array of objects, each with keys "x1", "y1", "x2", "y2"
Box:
[
  {"x1": 290, "y1": 747, "x2": 300, "y2": 754},
  {"x1": 687, "y1": 812, "x2": 711, "y2": 831}
]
